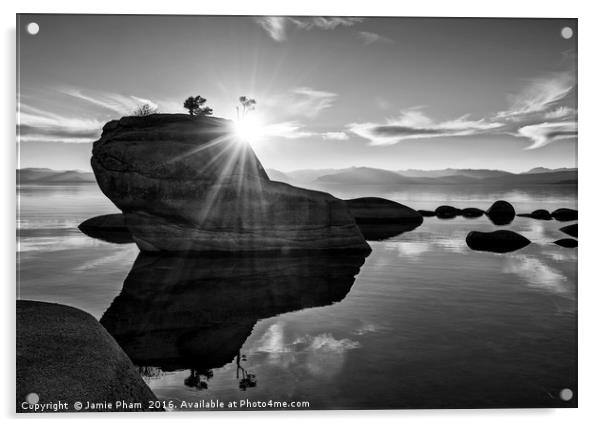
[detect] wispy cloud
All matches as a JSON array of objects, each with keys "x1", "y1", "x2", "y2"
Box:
[
  {"x1": 356, "y1": 31, "x2": 393, "y2": 45},
  {"x1": 61, "y1": 88, "x2": 158, "y2": 116},
  {"x1": 347, "y1": 68, "x2": 577, "y2": 149},
  {"x1": 517, "y1": 121, "x2": 578, "y2": 150},
  {"x1": 255, "y1": 17, "x2": 363, "y2": 41},
  {"x1": 495, "y1": 72, "x2": 575, "y2": 120},
  {"x1": 348, "y1": 109, "x2": 503, "y2": 145},
  {"x1": 322, "y1": 131, "x2": 349, "y2": 141}
]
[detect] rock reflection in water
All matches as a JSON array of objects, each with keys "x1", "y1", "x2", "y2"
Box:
[{"x1": 100, "y1": 252, "x2": 367, "y2": 383}]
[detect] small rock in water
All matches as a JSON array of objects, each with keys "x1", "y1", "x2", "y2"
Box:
[
  {"x1": 78, "y1": 213, "x2": 134, "y2": 244},
  {"x1": 553, "y1": 238, "x2": 578, "y2": 248},
  {"x1": 552, "y1": 208, "x2": 578, "y2": 222},
  {"x1": 435, "y1": 205, "x2": 461, "y2": 219},
  {"x1": 461, "y1": 208, "x2": 485, "y2": 218},
  {"x1": 560, "y1": 223, "x2": 578, "y2": 238},
  {"x1": 466, "y1": 230, "x2": 530, "y2": 253},
  {"x1": 517, "y1": 209, "x2": 552, "y2": 220},
  {"x1": 418, "y1": 210, "x2": 436, "y2": 217},
  {"x1": 345, "y1": 197, "x2": 423, "y2": 225},
  {"x1": 486, "y1": 200, "x2": 516, "y2": 225}
]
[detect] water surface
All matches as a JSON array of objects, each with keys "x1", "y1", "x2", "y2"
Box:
[{"x1": 17, "y1": 183, "x2": 577, "y2": 409}]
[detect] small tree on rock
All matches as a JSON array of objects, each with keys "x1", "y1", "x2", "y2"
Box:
[
  {"x1": 184, "y1": 96, "x2": 213, "y2": 116},
  {"x1": 133, "y1": 103, "x2": 158, "y2": 117}
]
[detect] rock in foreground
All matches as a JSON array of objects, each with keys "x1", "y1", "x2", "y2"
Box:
[
  {"x1": 17, "y1": 300, "x2": 158, "y2": 412},
  {"x1": 78, "y1": 213, "x2": 134, "y2": 244},
  {"x1": 466, "y1": 230, "x2": 531, "y2": 253},
  {"x1": 91, "y1": 114, "x2": 370, "y2": 253},
  {"x1": 486, "y1": 200, "x2": 516, "y2": 225}
]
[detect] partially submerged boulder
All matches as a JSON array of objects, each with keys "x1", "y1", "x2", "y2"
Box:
[
  {"x1": 344, "y1": 197, "x2": 423, "y2": 226},
  {"x1": 465, "y1": 230, "x2": 530, "y2": 253},
  {"x1": 553, "y1": 238, "x2": 578, "y2": 248},
  {"x1": 91, "y1": 114, "x2": 370, "y2": 253},
  {"x1": 552, "y1": 208, "x2": 578, "y2": 222},
  {"x1": 461, "y1": 207, "x2": 485, "y2": 218},
  {"x1": 17, "y1": 300, "x2": 158, "y2": 412},
  {"x1": 486, "y1": 200, "x2": 516, "y2": 225},
  {"x1": 517, "y1": 209, "x2": 552, "y2": 220},
  {"x1": 560, "y1": 223, "x2": 578, "y2": 238},
  {"x1": 435, "y1": 205, "x2": 461, "y2": 219},
  {"x1": 78, "y1": 213, "x2": 134, "y2": 244}
]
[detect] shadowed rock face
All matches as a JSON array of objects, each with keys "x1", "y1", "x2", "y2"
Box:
[
  {"x1": 466, "y1": 230, "x2": 530, "y2": 253},
  {"x1": 100, "y1": 252, "x2": 366, "y2": 372},
  {"x1": 435, "y1": 205, "x2": 461, "y2": 219},
  {"x1": 345, "y1": 197, "x2": 423, "y2": 225},
  {"x1": 78, "y1": 214, "x2": 134, "y2": 244},
  {"x1": 91, "y1": 114, "x2": 369, "y2": 253},
  {"x1": 17, "y1": 301, "x2": 158, "y2": 412},
  {"x1": 486, "y1": 200, "x2": 516, "y2": 225}
]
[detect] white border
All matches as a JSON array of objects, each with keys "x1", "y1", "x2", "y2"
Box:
[{"x1": 3, "y1": 1, "x2": 602, "y2": 425}]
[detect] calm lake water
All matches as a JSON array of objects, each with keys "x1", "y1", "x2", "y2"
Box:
[{"x1": 17, "y1": 183, "x2": 577, "y2": 409}]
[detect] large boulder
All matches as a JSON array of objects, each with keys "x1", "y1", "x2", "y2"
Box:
[
  {"x1": 91, "y1": 114, "x2": 370, "y2": 253},
  {"x1": 486, "y1": 200, "x2": 516, "y2": 225},
  {"x1": 17, "y1": 300, "x2": 158, "y2": 412},
  {"x1": 466, "y1": 230, "x2": 530, "y2": 253},
  {"x1": 552, "y1": 208, "x2": 578, "y2": 222}
]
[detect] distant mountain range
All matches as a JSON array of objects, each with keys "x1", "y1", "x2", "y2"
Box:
[
  {"x1": 17, "y1": 168, "x2": 96, "y2": 184},
  {"x1": 18, "y1": 166, "x2": 576, "y2": 186},
  {"x1": 266, "y1": 166, "x2": 577, "y2": 187}
]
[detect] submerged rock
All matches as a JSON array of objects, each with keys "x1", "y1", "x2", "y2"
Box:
[
  {"x1": 91, "y1": 114, "x2": 370, "y2": 253},
  {"x1": 465, "y1": 230, "x2": 530, "y2": 253},
  {"x1": 461, "y1": 207, "x2": 485, "y2": 218},
  {"x1": 435, "y1": 205, "x2": 461, "y2": 219},
  {"x1": 486, "y1": 200, "x2": 516, "y2": 225},
  {"x1": 345, "y1": 197, "x2": 423, "y2": 225},
  {"x1": 78, "y1": 213, "x2": 134, "y2": 244},
  {"x1": 517, "y1": 209, "x2": 552, "y2": 220},
  {"x1": 418, "y1": 210, "x2": 436, "y2": 217},
  {"x1": 17, "y1": 300, "x2": 158, "y2": 412},
  {"x1": 553, "y1": 238, "x2": 578, "y2": 248},
  {"x1": 552, "y1": 208, "x2": 578, "y2": 222},
  {"x1": 560, "y1": 223, "x2": 578, "y2": 238}
]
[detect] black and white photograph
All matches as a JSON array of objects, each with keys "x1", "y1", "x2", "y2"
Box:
[{"x1": 15, "y1": 13, "x2": 578, "y2": 412}]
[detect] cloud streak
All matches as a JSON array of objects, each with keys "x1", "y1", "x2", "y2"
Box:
[
  {"x1": 356, "y1": 31, "x2": 393, "y2": 45},
  {"x1": 255, "y1": 17, "x2": 363, "y2": 41}
]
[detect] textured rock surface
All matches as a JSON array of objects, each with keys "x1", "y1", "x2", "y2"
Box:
[
  {"x1": 91, "y1": 114, "x2": 369, "y2": 253},
  {"x1": 466, "y1": 230, "x2": 530, "y2": 253},
  {"x1": 17, "y1": 300, "x2": 158, "y2": 412}
]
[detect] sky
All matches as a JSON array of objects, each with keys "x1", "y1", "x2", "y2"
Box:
[{"x1": 17, "y1": 15, "x2": 577, "y2": 172}]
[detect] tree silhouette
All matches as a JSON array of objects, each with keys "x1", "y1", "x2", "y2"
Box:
[
  {"x1": 237, "y1": 96, "x2": 257, "y2": 119},
  {"x1": 183, "y1": 96, "x2": 213, "y2": 116},
  {"x1": 133, "y1": 103, "x2": 158, "y2": 117}
]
